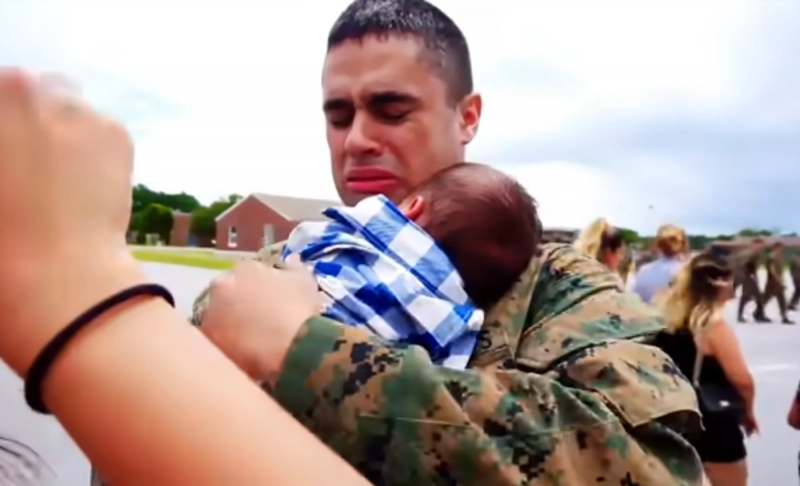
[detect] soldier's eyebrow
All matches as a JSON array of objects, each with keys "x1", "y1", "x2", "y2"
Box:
[
  {"x1": 322, "y1": 97, "x2": 352, "y2": 114},
  {"x1": 367, "y1": 91, "x2": 419, "y2": 108}
]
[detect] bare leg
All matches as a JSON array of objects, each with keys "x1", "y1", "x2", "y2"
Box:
[{"x1": 703, "y1": 460, "x2": 747, "y2": 486}]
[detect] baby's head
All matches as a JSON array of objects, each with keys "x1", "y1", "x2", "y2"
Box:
[{"x1": 398, "y1": 163, "x2": 541, "y2": 308}]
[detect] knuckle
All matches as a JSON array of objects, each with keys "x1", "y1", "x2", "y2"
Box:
[{"x1": 209, "y1": 274, "x2": 234, "y2": 296}]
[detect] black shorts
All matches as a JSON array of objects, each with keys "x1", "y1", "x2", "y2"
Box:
[{"x1": 689, "y1": 414, "x2": 747, "y2": 463}]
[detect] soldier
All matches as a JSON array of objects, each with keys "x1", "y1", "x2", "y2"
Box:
[
  {"x1": 177, "y1": 1, "x2": 706, "y2": 485},
  {"x1": 763, "y1": 241, "x2": 794, "y2": 324},
  {"x1": 733, "y1": 238, "x2": 769, "y2": 323},
  {"x1": 788, "y1": 253, "x2": 800, "y2": 311}
]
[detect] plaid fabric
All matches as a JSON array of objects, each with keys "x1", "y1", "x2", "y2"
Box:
[{"x1": 281, "y1": 195, "x2": 483, "y2": 369}]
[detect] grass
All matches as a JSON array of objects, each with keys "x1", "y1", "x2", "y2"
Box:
[{"x1": 131, "y1": 249, "x2": 237, "y2": 270}]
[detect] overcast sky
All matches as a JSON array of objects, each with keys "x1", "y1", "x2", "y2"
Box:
[{"x1": 1, "y1": 0, "x2": 798, "y2": 235}]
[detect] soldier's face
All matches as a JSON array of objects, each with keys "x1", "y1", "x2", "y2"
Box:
[{"x1": 322, "y1": 35, "x2": 482, "y2": 206}]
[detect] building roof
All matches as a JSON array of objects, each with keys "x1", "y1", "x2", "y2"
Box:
[
  {"x1": 215, "y1": 193, "x2": 342, "y2": 222},
  {"x1": 252, "y1": 193, "x2": 342, "y2": 221}
]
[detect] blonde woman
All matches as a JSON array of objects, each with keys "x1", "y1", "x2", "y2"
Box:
[
  {"x1": 633, "y1": 223, "x2": 689, "y2": 303},
  {"x1": 654, "y1": 252, "x2": 758, "y2": 486},
  {"x1": 573, "y1": 218, "x2": 626, "y2": 273}
]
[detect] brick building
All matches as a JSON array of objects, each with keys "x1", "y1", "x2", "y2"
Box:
[
  {"x1": 214, "y1": 193, "x2": 341, "y2": 252},
  {"x1": 214, "y1": 194, "x2": 580, "y2": 253},
  {"x1": 169, "y1": 211, "x2": 193, "y2": 246}
]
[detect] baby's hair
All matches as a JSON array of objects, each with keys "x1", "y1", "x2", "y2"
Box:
[{"x1": 413, "y1": 163, "x2": 540, "y2": 308}]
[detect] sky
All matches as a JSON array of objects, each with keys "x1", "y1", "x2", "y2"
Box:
[{"x1": 1, "y1": 0, "x2": 798, "y2": 235}]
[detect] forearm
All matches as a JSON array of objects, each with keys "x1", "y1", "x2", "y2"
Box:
[
  {"x1": 734, "y1": 376, "x2": 756, "y2": 413},
  {"x1": 274, "y1": 317, "x2": 704, "y2": 485},
  {"x1": 1, "y1": 258, "x2": 367, "y2": 486},
  {"x1": 52, "y1": 301, "x2": 367, "y2": 486}
]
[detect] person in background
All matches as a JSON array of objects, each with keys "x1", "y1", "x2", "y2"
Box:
[
  {"x1": 573, "y1": 217, "x2": 627, "y2": 277},
  {"x1": 633, "y1": 223, "x2": 689, "y2": 303},
  {"x1": 655, "y1": 252, "x2": 758, "y2": 486},
  {"x1": 788, "y1": 253, "x2": 800, "y2": 311},
  {"x1": 787, "y1": 379, "x2": 800, "y2": 481},
  {"x1": 763, "y1": 241, "x2": 794, "y2": 324},
  {"x1": 733, "y1": 238, "x2": 769, "y2": 323},
  {"x1": 617, "y1": 248, "x2": 633, "y2": 286}
]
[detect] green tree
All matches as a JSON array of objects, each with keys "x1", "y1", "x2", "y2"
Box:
[
  {"x1": 190, "y1": 195, "x2": 243, "y2": 240},
  {"x1": 132, "y1": 184, "x2": 201, "y2": 214},
  {"x1": 687, "y1": 234, "x2": 711, "y2": 250},
  {"x1": 137, "y1": 203, "x2": 174, "y2": 243},
  {"x1": 617, "y1": 227, "x2": 640, "y2": 244},
  {"x1": 738, "y1": 228, "x2": 772, "y2": 237}
]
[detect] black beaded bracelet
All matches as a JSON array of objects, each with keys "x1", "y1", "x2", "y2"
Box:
[{"x1": 25, "y1": 283, "x2": 175, "y2": 414}]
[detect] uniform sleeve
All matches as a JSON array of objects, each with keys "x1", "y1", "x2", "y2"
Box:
[{"x1": 272, "y1": 248, "x2": 704, "y2": 485}]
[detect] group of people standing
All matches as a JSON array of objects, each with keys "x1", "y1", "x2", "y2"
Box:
[
  {"x1": 733, "y1": 238, "x2": 798, "y2": 324},
  {"x1": 573, "y1": 218, "x2": 799, "y2": 486}
]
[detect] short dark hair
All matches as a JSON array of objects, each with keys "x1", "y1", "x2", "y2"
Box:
[
  {"x1": 327, "y1": 0, "x2": 474, "y2": 104},
  {"x1": 413, "y1": 163, "x2": 541, "y2": 308}
]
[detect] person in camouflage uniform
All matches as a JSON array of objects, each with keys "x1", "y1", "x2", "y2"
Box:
[
  {"x1": 113, "y1": 1, "x2": 705, "y2": 485},
  {"x1": 763, "y1": 241, "x2": 794, "y2": 324},
  {"x1": 731, "y1": 239, "x2": 769, "y2": 323},
  {"x1": 788, "y1": 252, "x2": 800, "y2": 311}
]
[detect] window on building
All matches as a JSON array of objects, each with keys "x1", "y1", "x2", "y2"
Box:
[
  {"x1": 228, "y1": 226, "x2": 238, "y2": 248},
  {"x1": 263, "y1": 224, "x2": 275, "y2": 246}
]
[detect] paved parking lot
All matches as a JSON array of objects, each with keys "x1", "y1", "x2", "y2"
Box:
[{"x1": 0, "y1": 264, "x2": 797, "y2": 485}]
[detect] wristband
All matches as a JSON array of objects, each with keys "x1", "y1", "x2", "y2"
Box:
[{"x1": 25, "y1": 283, "x2": 175, "y2": 414}]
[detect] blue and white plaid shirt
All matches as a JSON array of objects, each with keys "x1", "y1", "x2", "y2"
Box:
[{"x1": 281, "y1": 195, "x2": 483, "y2": 369}]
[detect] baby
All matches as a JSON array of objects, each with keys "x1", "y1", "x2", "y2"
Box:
[{"x1": 282, "y1": 162, "x2": 541, "y2": 368}]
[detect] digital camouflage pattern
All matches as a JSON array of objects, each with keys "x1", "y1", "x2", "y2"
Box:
[{"x1": 189, "y1": 242, "x2": 703, "y2": 485}]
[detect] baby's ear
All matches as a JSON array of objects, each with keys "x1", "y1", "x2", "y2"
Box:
[{"x1": 400, "y1": 195, "x2": 426, "y2": 221}]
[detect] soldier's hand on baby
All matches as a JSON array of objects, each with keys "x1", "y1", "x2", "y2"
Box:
[{"x1": 200, "y1": 256, "x2": 322, "y2": 385}]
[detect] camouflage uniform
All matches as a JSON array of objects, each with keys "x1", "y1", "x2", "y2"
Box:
[
  {"x1": 788, "y1": 256, "x2": 800, "y2": 311},
  {"x1": 185, "y1": 243, "x2": 704, "y2": 485},
  {"x1": 732, "y1": 248, "x2": 767, "y2": 322},
  {"x1": 763, "y1": 251, "x2": 792, "y2": 324}
]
